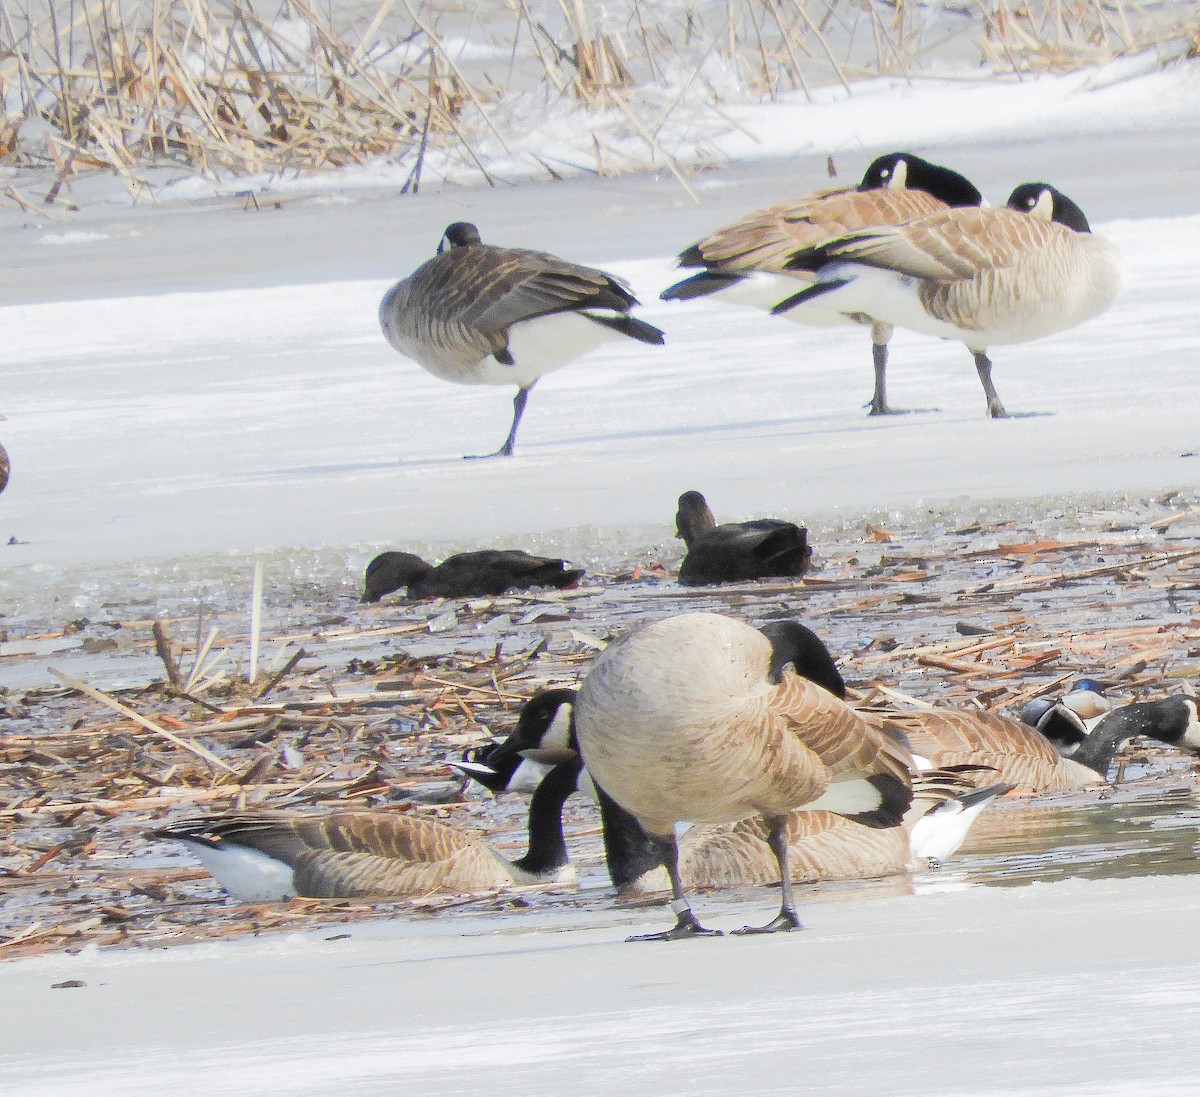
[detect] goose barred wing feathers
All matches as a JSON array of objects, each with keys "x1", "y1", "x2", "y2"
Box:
[
  {"x1": 155, "y1": 810, "x2": 515, "y2": 899},
  {"x1": 681, "y1": 187, "x2": 954, "y2": 275},
  {"x1": 405, "y1": 245, "x2": 638, "y2": 342}
]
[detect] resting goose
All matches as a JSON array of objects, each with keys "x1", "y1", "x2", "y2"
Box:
[
  {"x1": 675, "y1": 490, "x2": 812, "y2": 585},
  {"x1": 775, "y1": 183, "x2": 1124, "y2": 418},
  {"x1": 660, "y1": 152, "x2": 982, "y2": 415},
  {"x1": 574, "y1": 611, "x2": 914, "y2": 939},
  {"x1": 608, "y1": 773, "x2": 1010, "y2": 896},
  {"x1": 380, "y1": 221, "x2": 665, "y2": 458},
  {"x1": 361, "y1": 549, "x2": 584, "y2": 603},
  {"x1": 153, "y1": 758, "x2": 581, "y2": 902},
  {"x1": 886, "y1": 695, "x2": 1200, "y2": 795}
]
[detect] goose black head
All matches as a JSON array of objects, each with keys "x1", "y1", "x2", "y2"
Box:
[
  {"x1": 453, "y1": 688, "x2": 578, "y2": 794},
  {"x1": 859, "y1": 153, "x2": 982, "y2": 208},
  {"x1": 1006, "y1": 183, "x2": 1092, "y2": 233},
  {"x1": 675, "y1": 490, "x2": 718, "y2": 545},
  {"x1": 438, "y1": 221, "x2": 483, "y2": 253},
  {"x1": 360, "y1": 550, "x2": 434, "y2": 603},
  {"x1": 758, "y1": 620, "x2": 846, "y2": 698}
]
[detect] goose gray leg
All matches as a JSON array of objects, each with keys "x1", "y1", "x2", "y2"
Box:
[
  {"x1": 628, "y1": 832, "x2": 722, "y2": 942},
  {"x1": 732, "y1": 814, "x2": 803, "y2": 935},
  {"x1": 467, "y1": 383, "x2": 534, "y2": 460},
  {"x1": 973, "y1": 351, "x2": 1010, "y2": 419},
  {"x1": 866, "y1": 322, "x2": 894, "y2": 416}
]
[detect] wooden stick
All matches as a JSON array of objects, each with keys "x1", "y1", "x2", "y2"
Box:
[{"x1": 47, "y1": 668, "x2": 237, "y2": 774}]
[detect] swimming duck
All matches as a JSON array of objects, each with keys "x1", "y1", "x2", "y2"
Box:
[
  {"x1": 660, "y1": 152, "x2": 982, "y2": 415},
  {"x1": 775, "y1": 183, "x2": 1124, "y2": 418},
  {"x1": 574, "y1": 611, "x2": 914, "y2": 939},
  {"x1": 380, "y1": 222, "x2": 665, "y2": 458},
  {"x1": 675, "y1": 490, "x2": 812, "y2": 586},
  {"x1": 361, "y1": 549, "x2": 584, "y2": 603}
]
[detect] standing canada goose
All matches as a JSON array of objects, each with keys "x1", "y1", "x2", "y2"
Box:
[
  {"x1": 361, "y1": 549, "x2": 584, "y2": 603},
  {"x1": 574, "y1": 612, "x2": 914, "y2": 939},
  {"x1": 774, "y1": 183, "x2": 1124, "y2": 418},
  {"x1": 886, "y1": 695, "x2": 1200, "y2": 795},
  {"x1": 457, "y1": 683, "x2": 1006, "y2": 893},
  {"x1": 380, "y1": 222, "x2": 666, "y2": 458},
  {"x1": 153, "y1": 758, "x2": 582, "y2": 902},
  {"x1": 660, "y1": 152, "x2": 983, "y2": 415}
]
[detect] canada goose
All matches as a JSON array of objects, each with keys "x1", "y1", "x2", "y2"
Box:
[
  {"x1": 380, "y1": 222, "x2": 666, "y2": 458},
  {"x1": 453, "y1": 688, "x2": 577, "y2": 794},
  {"x1": 886, "y1": 695, "x2": 1200, "y2": 795},
  {"x1": 152, "y1": 758, "x2": 582, "y2": 902},
  {"x1": 660, "y1": 152, "x2": 983, "y2": 415},
  {"x1": 608, "y1": 774, "x2": 1011, "y2": 897},
  {"x1": 361, "y1": 549, "x2": 584, "y2": 603},
  {"x1": 574, "y1": 611, "x2": 914, "y2": 939},
  {"x1": 674, "y1": 490, "x2": 812, "y2": 585},
  {"x1": 774, "y1": 183, "x2": 1124, "y2": 418},
  {"x1": 458, "y1": 683, "x2": 1006, "y2": 893},
  {"x1": 0, "y1": 440, "x2": 8, "y2": 496}
]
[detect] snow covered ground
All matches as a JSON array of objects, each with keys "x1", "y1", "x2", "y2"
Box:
[{"x1": 3, "y1": 59, "x2": 1200, "y2": 1095}]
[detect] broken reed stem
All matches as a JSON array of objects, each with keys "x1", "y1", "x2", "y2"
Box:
[
  {"x1": 47, "y1": 667, "x2": 238, "y2": 774},
  {"x1": 248, "y1": 560, "x2": 264, "y2": 686},
  {"x1": 152, "y1": 621, "x2": 182, "y2": 689}
]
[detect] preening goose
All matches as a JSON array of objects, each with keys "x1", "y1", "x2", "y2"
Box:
[
  {"x1": 885, "y1": 695, "x2": 1200, "y2": 795},
  {"x1": 153, "y1": 759, "x2": 581, "y2": 902},
  {"x1": 458, "y1": 684, "x2": 1006, "y2": 894},
  {"x1": 675, "y1": 490, "x2": 812, "y2": 585},
  {"x1": 574, "y1": 611, "x2": 914, "y2": 939},
  {"x1": 380, "y1": 222, "x2": 665, "y2": 458},
  {"x1": 660, "y1": 152, "x2": 982, "y2": 415},
  {"x1": 361, "y1": 549, "x2": 584, "y2": 603},
  {"x1": 775, "y1": 183, "x2": 1124, "y2": 418}
]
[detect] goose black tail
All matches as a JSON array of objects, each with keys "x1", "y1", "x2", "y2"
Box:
[
  {"x1": 588, "y1": 314, "x2": 666, "y2": 345},
  {"x1": 844, "y1": 773, "x2": 912, "y2": 829},
  {"x1": 660, "y1": 270, "x2": 743, "y2": 301},
  {"x1": 771, "y1": 279, "x2": 848, "y2": 316}
]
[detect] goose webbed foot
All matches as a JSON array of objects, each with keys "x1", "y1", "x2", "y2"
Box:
[
  {"x1": 732, "y1": 910, "x2": 803, "y2": 936},
  {"x1": 628, "y1": 907, "x2": 723, "y2": 943},
  {"x1": 462, "y1": 442, "x2": 515, "y2": 460}
]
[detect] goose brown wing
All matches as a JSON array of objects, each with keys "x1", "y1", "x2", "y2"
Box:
[
  {"x1": 688, "y1": 187, "x2": 948, "y2": 273},
  {"x1": 824, "y1": 207, "x2": 1066, "y2": 281},
  {"x1": 771, "y1": 675, "x2": 914, "y2": 789},
  {"x1": 888, "y1": 710, "x2": 1062, "y2": 764},
  {"x1": 290, "y1": 843, "x2": 514, "y2": 898},
  {"x1": 679, "y1": 810, "x2": 908, "y2": 888},
  {"x1": 425, "y1": 246, "x2": 636, "y2": 336}
]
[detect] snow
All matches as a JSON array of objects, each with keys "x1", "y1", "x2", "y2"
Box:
[
  {"x1": 3, "y1": 59, "x2": 1200, "y2": 1094},
  {"x1": 6, "y1": 873, "x2": 1200, "y2": 1095}
]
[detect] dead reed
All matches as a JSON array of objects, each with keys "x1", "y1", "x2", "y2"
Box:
[{"x1": 1, "y1": 1, "x2": 1193, "y2": 196}]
